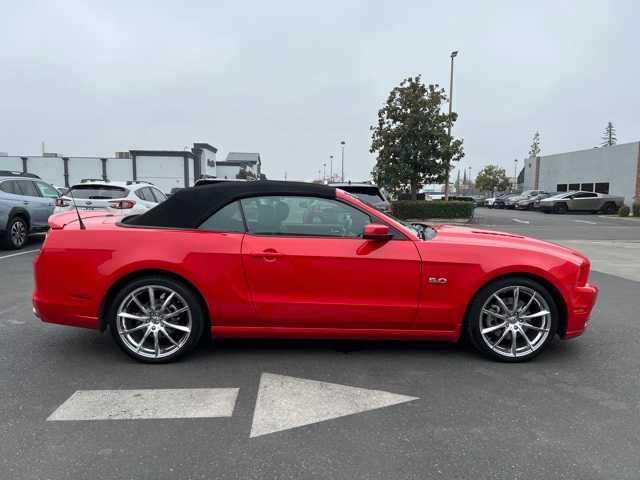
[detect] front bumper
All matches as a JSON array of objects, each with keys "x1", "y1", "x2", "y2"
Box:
[{"x1": 563, "y1": 282, "x2": 598, "y2": 338}]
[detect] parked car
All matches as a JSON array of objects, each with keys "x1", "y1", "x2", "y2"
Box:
[
  {"x1": 0, "y1": 171, "x2": 59, "y2": 249},
  {"x1": 53, "y1": 180, "x2": 167, "y2": 217},
  {"x1": 329, "y1": 182, "x2": 391, "y2": 213},
  {"x1": 538, "y1": 191, "x2": 624, "y2": 214},
  {"x1": 516, "y1": 192, "x2": 557, "y2": 210},
  {"x1": 34, "y1": 180, "x2": 597, "y2": 363},
  {"x1": 504, "y1": 190, "x2": 544, "y2": 209},
  {"x1": 492, "y1": 193, "x2": 519, "y2": 209}
]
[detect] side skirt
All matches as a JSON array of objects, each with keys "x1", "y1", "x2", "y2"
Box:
[{"x1": 213, "y1": 326, "x2": 459, "y2": 342}]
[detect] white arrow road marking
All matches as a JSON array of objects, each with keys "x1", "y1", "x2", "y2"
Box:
[
  {"x1": 511, "y1": 218, "x2": 530, "y2": 224},
  {"x1": 47, "y1": 388, "x2": 239, "y2": 421},
  {"x1": 249, "y1": 373, "x2": 418, "y2": 438},
  {"x1": 573, "y1": 219, "x2": 598, "y2": 225}
]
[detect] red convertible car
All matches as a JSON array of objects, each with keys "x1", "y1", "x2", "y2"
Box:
[{"x1": 33, "y1": 181, "x2": 597, "y2": 363}]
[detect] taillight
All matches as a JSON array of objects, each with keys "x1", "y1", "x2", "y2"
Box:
[
  {"x1": 109, "y1": 200, "x2": 135, "y2": 209},
  {"x1": 54, "y1": 198, "x2": 70, "y2": 207}
]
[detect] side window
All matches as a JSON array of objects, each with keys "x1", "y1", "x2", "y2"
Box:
[
  {"x1": 199, "y1": 201, "x2": 245, "y2": 233},
  {"x1": 17, "y1": 180, "x2": 41, "y2": 197},
  {"x1": 240, "y1": 196, "x2": 372, "y2": 238},
  {"x1": 35, "y1": 181, "x2": 59, "y2": 198},
  {"x1": 136, "y1": 187, "x2": 153, "y2": 202},
  {"x1": 573, "y1": 192, "x2": 597, "y2": 199},
  {"x1": 151, "y1": 188, "x2": 167, "y2": 202},
  {"x1": 0, "y1": 181, "x2": 17, "y2": 194}
]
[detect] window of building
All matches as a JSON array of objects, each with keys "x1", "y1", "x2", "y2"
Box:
[
  {"x1": 557, "y1": 184, "x2": 568, "y2": 192},
  {"x1": 199, "y1": 201, "x2": 246, "y2": 233},
  {"x1": 595, "y1": 183, "x2": 610, "y2": 194},
  {"x1": 568, "y1": 183, "x2": 580, "y2": 191},
  {"x1": 580, "y1": 183, "x2": 594, "y2": 192}
]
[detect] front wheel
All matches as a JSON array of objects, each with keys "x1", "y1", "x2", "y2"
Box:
[
  {"x1": 2, "y1": 216, "x2": 28, "y2": 250},
  {"x1": 466, "y1": 277, "x2": 558, "y2": 362},
  {"x1": 108, "y1": 276, "x2": 205, "y2": 363}
]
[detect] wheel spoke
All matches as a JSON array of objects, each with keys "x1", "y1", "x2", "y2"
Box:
[
  {"x1": 492, "y1": 294, "x2": 510, "y2": 314},
  {"x1": 164, "y1": 306, "x2": 189, "y2": 319},
  {"x1": 519, "y1": 292, "x2": 537, "y2": 314},
  {"x1": 118, "y1": 312, "x2": 150, "y2": 321},
  {"x1": 510, "y1": 330, "x2": 517, "y2": 356},
  {"x1": 512, "y1": 287, "x2": 520, "y2": 313},
  {"x1": 132, "y1": 294, "x2": 149, "y2": 314},
  {"x1": 136, "y1": 326, "x2": 152, "y2": 352},
  {"x1": 521, "y1": 323, "x2": 549, "y2": 332},
  {"x1": 162, "y1": 320, "x2": 190, "y2": 333},
  {"x1": 122, "y1": 323, "x2": 150, "y2": 334},
  {"x1": 481, "y1": 321, "x2": 507, "y2": 334},
  {"x1": 482, "y1": 309, "x2": 507, "y2": 320},
  {"x1": 161, "y1": 328, "x2": 179, "y2": 346},
  {"x1": 148, "y1": 287, "x2": 156, "y2": 310},
  {"x1": 492, "y1": 327, "x2": 510, "y2": 347},
  {"x1": 520, "y1": 310, "x2": 550, "y2": 320},
  {"x1": 519, "y1": 327, "x2": 534, "y2": 351},
  {"x1": 160, "y1": 292, "x2": 175, "y2": 312},
  {"x1": 153, "y1": 330, "x2": 160, "y2": 357}
]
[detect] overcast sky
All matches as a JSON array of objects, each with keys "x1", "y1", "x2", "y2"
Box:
[{"x1": 2, "y1": 0, "x2": 639, "y2": 182}]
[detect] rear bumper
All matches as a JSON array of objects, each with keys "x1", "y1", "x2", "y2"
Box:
[
  {"x1": 32, "y1": 294, "x2": 99, "y2": 329},
  {"x1": 563, "y1": 283, "x2": 598, "y2": 338}
]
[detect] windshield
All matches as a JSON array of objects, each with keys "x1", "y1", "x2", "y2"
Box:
[{"x1": 67, "y1": 184, "x2": 128, "y2": 199}]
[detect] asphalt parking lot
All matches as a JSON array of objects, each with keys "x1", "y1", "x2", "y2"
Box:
[{"x1": 1, "y1": 209, "x2": 639, "y2": 479}]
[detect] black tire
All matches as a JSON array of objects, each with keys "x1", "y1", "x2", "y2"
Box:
[
  {"x1": 601, "y1": 202, "x2": 617, "y2": 215},
  {"x1": 107, "y1": 275, "x2": 205, "y2": 363},
  {"x1": 465, "y1": 276, "x2": 559, "y2": 363},
  {"x1": 553, "y1": 203, "x2": 568, "y2": 214},
  {"x1": 1, "y1": 216, "x2": 29, "y2": 250}
]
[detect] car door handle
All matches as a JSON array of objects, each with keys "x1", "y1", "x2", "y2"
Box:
[
  {"x1": 23, "y1": 201, "x2": 29, "y2": 205},
  {"x1": 250, "y1": 249, "x2": 284, "y2": 261}
]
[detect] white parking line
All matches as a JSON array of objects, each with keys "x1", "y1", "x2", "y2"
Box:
[
  {"x1": 0, "y1": 249, "x2": 39, "y2": 261},
  {"x1": 512, "y1": 218, "x2": 530, "y2": 224},
  {"x1": 574, "y1": 219, "x2": 598, "y2": 225},
  {"x1": 47, "y1": 388, "x2": 239, "y2": 421}
]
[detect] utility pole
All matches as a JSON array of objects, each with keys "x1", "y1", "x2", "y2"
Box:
[
  {"x1": 514, "y1": 159, "x2": 518, "y2": 192},
  {"x1": 340, "y1": 141, "x2": 346, "y2": 182},
  {"x1": 443, "y1": 50, "x2": 458, "y2": 201},
  {"x1": 323, "y1": 163, "x2": 327, "y2": 183}
]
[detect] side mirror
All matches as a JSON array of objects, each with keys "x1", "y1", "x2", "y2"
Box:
[{"x1": 363, "y1": 224, "x2": 392, "y2": 241}]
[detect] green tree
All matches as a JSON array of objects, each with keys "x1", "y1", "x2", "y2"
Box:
[
  {"x1": 370, "y1": 76, "x2": 464, "y2": 200},
  {"x1": 475, "y1": 165, "x2": 511, "y2": 193},
  {"x1": 601, "y1": 122, "x2": 617, "y2": 146},
  {"x1": 528, "y1": 131, "x2": 541, "y2": 157}
]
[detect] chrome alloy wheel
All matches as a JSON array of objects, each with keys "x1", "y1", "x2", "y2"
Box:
[
  {"x1": 11, "y1": 219, "x2": 27, "y2": 247},
  {"x1": 116, "y1": 285, "x2": 192, "y2": 359},
  {"x1": 479, "y1": 285, "x2": 551, "y2": 358}
]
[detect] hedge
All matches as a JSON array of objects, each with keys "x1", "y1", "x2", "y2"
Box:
[{"x1": 392, "y1": 200, "x2": 474, "y2": 220}]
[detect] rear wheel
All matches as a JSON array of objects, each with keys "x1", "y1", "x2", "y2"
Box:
[
  {"x1": 601, "y1": 202, "x2": 617, "y2": 215},
  {"x1": 108, "y1": 276, "x2": 205, "y2": 363},
  {"x1": 466, "y1": 277, "x2": 558, "y2": 362},
  {"x1": 1, "y1": 216, "x2": 28, "y2": 250}
]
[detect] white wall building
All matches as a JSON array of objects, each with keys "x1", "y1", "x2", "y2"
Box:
[
  {"x1": 215, "y1": 152, "x2": 262, "y2": 179},
  {"x1": 521, "y1": 141, "x2": 640, "y2": 203}
]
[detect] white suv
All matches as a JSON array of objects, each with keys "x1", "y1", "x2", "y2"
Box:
[{"x1": 53, "y1": 180, "x2": 167, "y2": 217}]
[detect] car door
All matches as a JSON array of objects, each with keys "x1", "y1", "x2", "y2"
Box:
[
  {"x1": 569, "y1": 192, "x2": 598, "y2": 211},
  {"x1": 34, "y1": 181, "x2": 59, "y2": 221},
  {"x1": 15, "y1": 180, "x2": 50, "y2": 228},
  {"x1": 239, "y1": 195, "x2": 422, "y2": 330}
]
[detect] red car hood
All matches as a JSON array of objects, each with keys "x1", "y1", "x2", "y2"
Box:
[{"x1": 431, "y1": 224, "x2": 587, "y2": 263}]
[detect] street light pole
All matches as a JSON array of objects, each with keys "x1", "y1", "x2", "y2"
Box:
[
  {"x1": 340, "y1": 141, "x2": 346, "y2": 182},
  {"x1": 323, "y1": 163, "x2": 327, "y2": 183},
  {"x1": 514, "y1": 159, "x2": 518, "y2": 192},
  {"x1": 443, "y1": 50, "x2": 458, "y2": 201},
  {"x1": 330, "y1": 155, "x2": 334, "y2": 182}
]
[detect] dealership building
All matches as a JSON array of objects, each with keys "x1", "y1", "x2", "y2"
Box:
[
  {"x1": 521, "y1": 141, "x2": 640, "y2": 204},
  {"x1": 0, "y1": 143, "x2": 262, "y2": 193}
]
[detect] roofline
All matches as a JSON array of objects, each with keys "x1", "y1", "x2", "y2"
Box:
[
  {"x1": 130, "y1": 150, "x2": 195, "y2": 158},
  {"x1": 216, "y1": 160, "x2": 259, "y2": 166},
  {"x1": 534, "y1": 140, "x2": 640, "y2": 159},
  {"x1": 192, "y1": 143, "x2": 218, "y2": 153}
]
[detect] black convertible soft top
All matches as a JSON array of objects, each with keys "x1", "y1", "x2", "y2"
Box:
[{"x1": 125, "y1": 180, "x2": 336, "y2": 229}]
